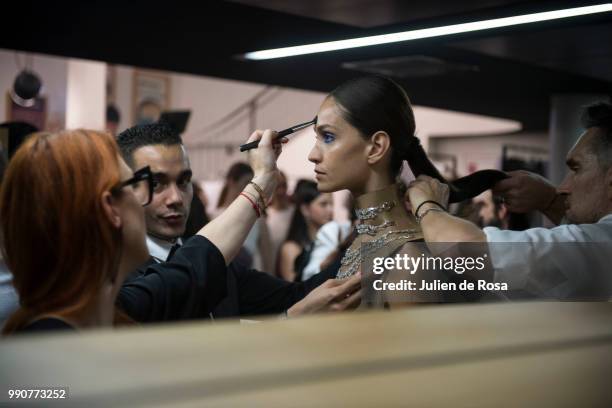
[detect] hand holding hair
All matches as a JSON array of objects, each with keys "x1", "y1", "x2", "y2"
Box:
[
  {"x1": 406, "y1": 175, "x2": 450, "y2": 215},
  {"x1": 492, "y1": 170, "x2": 557, "y2": 213}
]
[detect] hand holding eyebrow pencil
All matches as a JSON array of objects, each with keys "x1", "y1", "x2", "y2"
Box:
[{"x1": 239, "y1": 119, "x2": 315, "y2": 152}]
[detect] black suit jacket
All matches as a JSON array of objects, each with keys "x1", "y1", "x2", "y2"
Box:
[
  {"x1": 118, "y1": 235, "x2": 227, "y2": 322},
  {"x1": 120, "y1": 235, "x2": 339, "y2": 322}
]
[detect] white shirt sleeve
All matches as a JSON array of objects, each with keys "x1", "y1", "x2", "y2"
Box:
[
  {"x1": 301, "y1": 221, "x2": 351, "y2": 281},
  {"x1": 483, "y1": 215, "x2": 612, "y2": 298}
]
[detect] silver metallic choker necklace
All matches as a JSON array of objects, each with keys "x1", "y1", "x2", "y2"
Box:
[
  {"x1": 355, "y1": 201, "x2": 395, "y2": 221},
  {"x1": 356, "y1": 220, "x2": 396, "y2": 236}
]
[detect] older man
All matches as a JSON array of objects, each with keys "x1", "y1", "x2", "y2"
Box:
[{"x1": 407, "y1": 102, "x2": 612, "y2": 299}]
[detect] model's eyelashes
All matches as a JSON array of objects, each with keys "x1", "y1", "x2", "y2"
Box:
[{"x1": 322, "y1": 132, "x2": 336, "y2": 144}]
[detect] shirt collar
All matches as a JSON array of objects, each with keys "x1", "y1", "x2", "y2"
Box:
[{"x1": 146, "y1": 235, "x2": 183, "y2": 262}]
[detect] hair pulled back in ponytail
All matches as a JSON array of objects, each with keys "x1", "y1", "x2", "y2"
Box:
[{"x1": 328, "y1": 75, "x2": 506, "y2": 202}]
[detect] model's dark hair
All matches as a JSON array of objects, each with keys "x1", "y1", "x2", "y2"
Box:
[
  {"x1": 580, "y1": 101, "x2": 612, "y2": 168},
  {"x1": 328, "y1": 75, "x2": 506, "y2": 202},
  {"x1": 286, "y1": 180, "x2": 320, "y2": 246},
  {"x1": 116, "y1": 123, "x2": 182, "y2": 168}
]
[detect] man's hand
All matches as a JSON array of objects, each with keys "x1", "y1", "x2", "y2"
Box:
[
  {"x1": 287, "y1": 273, "x2": 361, "y2": 317},
  {"x1": 406, "y1": 175, "x2": 450, "y2": 215},
  {"x1": 492, "y1": 170, "x2": 556, "y2": 213}
]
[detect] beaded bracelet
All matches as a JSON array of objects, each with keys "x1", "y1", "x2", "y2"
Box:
[
  {"x1": 414, "y1": 200, "x2": 446, "y2": 219},
  {"x1": 416, "y1": 207, "x2": 446, "y2": 224},
  {"x1": 248, "y1": 181, "x2": 267, "y2": 210},
  {"x1": 240, "y1": 192, "x2": 261, "y2": 218}
]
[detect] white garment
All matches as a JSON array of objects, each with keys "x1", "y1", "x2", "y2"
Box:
[
  {"x1": 146, "y1": 235, "x2": 183, "y2": 263},
  {"x1": 484, "y1": 214, "x2": 612, "y2": 299},
  {"x1": 0, "y1": 259, "x2": 18, "y2": 329},
  {"x1": 243, "y1": 219, "x2": 265, "y2": 270},
  {"x1": 302, "y1": 221, "x2": 352, "y2": 281}
]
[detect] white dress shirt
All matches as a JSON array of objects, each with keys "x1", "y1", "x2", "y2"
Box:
[
  {"x1": 146, "y1": 235, "x2": 183, "y2": 263},
  {"x1": 484, "y1": 214, "x2": 612, "y2": 299}
]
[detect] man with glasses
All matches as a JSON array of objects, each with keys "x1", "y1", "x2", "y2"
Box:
[{"x1": 117, "y1": 123, "x2": 360, "y2": 322}]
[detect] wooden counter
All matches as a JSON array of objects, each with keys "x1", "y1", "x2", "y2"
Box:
[{"x1": 1, "y1": 302, "x2": 611, "y2": 407}]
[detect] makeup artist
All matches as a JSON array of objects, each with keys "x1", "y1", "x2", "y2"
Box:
[{"x1": 116, "y1": 123, "x2": 361, "y2": 323}]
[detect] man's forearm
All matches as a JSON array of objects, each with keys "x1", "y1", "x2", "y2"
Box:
[{"x1": 420, "y1": 205, "x2": 486, "y2": 243}]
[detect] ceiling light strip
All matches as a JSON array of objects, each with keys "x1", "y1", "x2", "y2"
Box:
[{"x1": 243, "y1": 4, "x2": 612, "y2": 60}]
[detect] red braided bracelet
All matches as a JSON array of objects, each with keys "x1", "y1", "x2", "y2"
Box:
[{"x1": 240, "y1": 192, "x2": 261, "y2": 218}]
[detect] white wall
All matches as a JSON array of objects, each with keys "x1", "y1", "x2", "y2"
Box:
[
  {"x1": 429, "y1": 132, "x2": 549, "y2": 176},
  {"x1": 65, "y1": 59, "x2": 105, "y2": 130},
  {"x1": 114, "y1": 65, "x2": 133, "y2": 132}
]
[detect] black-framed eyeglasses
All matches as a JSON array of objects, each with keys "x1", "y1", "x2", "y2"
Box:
[{"x1": 112, "y1": 166, "x2": 154, "y2": 206}]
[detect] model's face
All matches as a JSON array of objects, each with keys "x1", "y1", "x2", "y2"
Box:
[
  {"x1": 132, "y1": 144, "x2": 193, "y2": 241},
  {"x1": 308, "y1": 97, "x2": 371, "y2": 194},
  {"x1": 304, "y1": 193, "x2": 334, "y2": 228},
  {"x1": 558, "y1": 128, "x2": 610, "y2": 224}
]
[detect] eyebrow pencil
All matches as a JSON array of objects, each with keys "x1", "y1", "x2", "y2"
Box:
[{"x1": 239, "y1": 119, "x2": 315, "y2": 152}]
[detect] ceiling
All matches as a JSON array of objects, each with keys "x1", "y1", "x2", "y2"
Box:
[{"x1": 2, "y1": 0, "x2": 611, "y2": 130}]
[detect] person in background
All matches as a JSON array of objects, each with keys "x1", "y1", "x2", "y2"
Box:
[
  {"x1": 265, "y1": 171, "x2": 294, "y2": 276},
  {"x1": 214, "y1": 162, "x2": 273, "y2": 272},
  {"x1": 106, "y1": 104, "x2": 121, "y2": 137},
  {"x1": 301, "y1": 196, "x2": 356, "y2": 281},
  {"x1": 278, "y1": 180, "x2": 334, "y2": 282},
  {"x1": 0, "y1": 122, "x2": 38, "y2": 328},
  {"x1": 0, "y1": 151, "x2": 18, "y2": 328},
  {"x1": 474, "y1": 190, "x2": 509, "y2": 229},
  {"x1": 213, "y1": 162, "x2": 253, "y2": 216}
]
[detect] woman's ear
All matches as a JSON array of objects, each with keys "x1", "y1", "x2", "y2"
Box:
[
  {"x1": 101, "y1": 191, "x2": 123, "y2": 229},
  {"x1": 367, "y1": 131, "x2": 391, "y2": 165}
]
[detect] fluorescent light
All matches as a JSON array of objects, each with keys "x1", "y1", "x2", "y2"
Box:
[{"x1": 243, "y1": 4, "x2": 612, "y2": 60}]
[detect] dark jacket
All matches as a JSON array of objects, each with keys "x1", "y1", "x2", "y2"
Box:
[{"x1": 120, "y1": 235, "x2": 338, "y2": 322}]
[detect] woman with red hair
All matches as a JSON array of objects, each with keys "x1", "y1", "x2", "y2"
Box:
[
  {"x1": 1, "y1": 130, "x2": 150, "y2": 332},
  {"x1": 1, "y1": 129, "x2": 281, "y2": 333}
]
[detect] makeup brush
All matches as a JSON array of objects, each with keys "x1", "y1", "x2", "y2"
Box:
[{"x1": 239, "y1": 119, "x2": 315, "y2": 152}]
